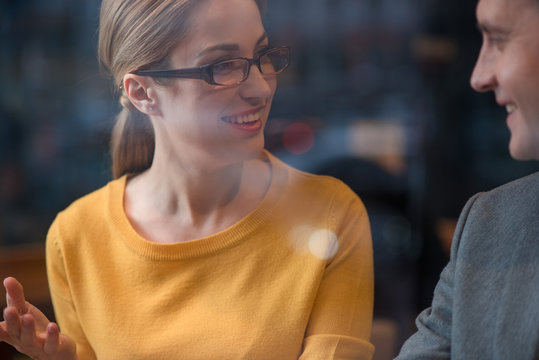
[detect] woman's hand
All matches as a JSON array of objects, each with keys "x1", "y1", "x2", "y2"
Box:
[{"x1": 0, "y1": 277, "x2": 77, "y2": 360}]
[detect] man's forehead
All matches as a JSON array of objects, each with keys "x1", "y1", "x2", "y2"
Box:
[{"x1": 475, "y1": 0, "x2": 523, "y2": 32}]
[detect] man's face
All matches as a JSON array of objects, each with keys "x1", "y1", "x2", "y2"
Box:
[{"x1": 470, "y1": 0, "x2": 539, "y2": 160}]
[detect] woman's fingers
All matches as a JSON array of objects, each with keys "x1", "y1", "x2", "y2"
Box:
[
  {"x1": 4, "y1": 307, "x2": 21, "y2": 340},
  {"x1": 43, "y1": 322, "x2": 60, "y2": 355},
  {"x1": 4, "y1": 277, "x2": 28, "y2": 314},
  {"x1": 4, "y1": 277, "x2": 50, "y2": 330},
  {"x1": 0, "y1": 321, "x2": 9, "y2": 341},
  {"x1": 1, "y1": 278, "x2": 76, "y2": 359},
  {"x1": 2, "y1": 311, "x2": 64, "y2": 357},
  {"x1": 19, "y1": 314, "x2": 38, "y2": 348}
]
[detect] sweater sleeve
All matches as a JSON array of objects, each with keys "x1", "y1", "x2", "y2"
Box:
[
  {"x1": 46, "y1": 216, "x2": 97, "y2": 360},
  {"x1": 395, "y1": 193, "x2": 481, "y2": 359},
  {"x1": 299, "y1": 184, "x2": 375, "y2": 360}
]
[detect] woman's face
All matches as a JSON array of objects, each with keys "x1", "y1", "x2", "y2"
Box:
[{"x1": 152, "y1": 0, "x2": 276, "y2": 168}]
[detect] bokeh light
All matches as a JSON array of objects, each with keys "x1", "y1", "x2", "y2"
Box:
[
  {"x1": 308, "y1": 229, "x2": 339, "y2": 260},
  {"x1": 282, "y1": 122, "x2": 315, "y2": 155}
]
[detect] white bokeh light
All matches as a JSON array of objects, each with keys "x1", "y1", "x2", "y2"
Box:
[{"x1": 308, "y1": 229, "x2": 339, "y2": 260}]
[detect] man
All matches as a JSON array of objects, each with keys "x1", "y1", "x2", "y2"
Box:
[{"x1": 395, "y1": 0, "x2": 539, "y2": 358}]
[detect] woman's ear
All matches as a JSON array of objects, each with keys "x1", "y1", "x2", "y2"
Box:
[{"x1": 122, "y1": 74, "x2": 159, "y2": 115}]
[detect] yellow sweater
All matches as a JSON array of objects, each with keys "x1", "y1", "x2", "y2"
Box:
[{"x1": 46, "y1": 152, "x2": 374, "y2": 360}]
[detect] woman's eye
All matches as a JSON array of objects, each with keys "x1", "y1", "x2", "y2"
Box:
[
  {"x1": 214, "y1": 60, "x2": 243, "y2": 75},
  {"x1": 205, "y1": 56, "x2": 232, "y2": 66}
]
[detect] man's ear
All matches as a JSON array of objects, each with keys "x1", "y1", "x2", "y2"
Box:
[{"x1": 122, "y1": 74, "x2": 158, "y2": 115}]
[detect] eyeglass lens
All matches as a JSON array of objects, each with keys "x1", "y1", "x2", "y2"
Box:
[
  {"x1": 213, "y1": 48, "x2": 288, "y2": 86},
  {"x1": 213, "y1": 61, "x2": 247, "y2": 86}
]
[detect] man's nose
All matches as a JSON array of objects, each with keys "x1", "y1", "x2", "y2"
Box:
[{"x1": 470, "y1": 46, "x2": 497, "y2": 93}]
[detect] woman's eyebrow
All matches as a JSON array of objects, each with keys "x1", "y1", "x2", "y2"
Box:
[
  {"x1": 196, "y1": 44, "x2": 239, "y2": 59},
  {"x1": 196, "y1": 32, "x2": 269, "y2": 59},
  {"x1": 255, "y1": 32, "x2": 268, "y2": 45}
]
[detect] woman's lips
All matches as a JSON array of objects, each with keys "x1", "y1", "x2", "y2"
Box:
[
  {"x1": 221, "y1": 109, "x2": 263, "y2": 124},
  {"x1": 221, "y1": 106, "x2": 264, "y2": 124},
  {"x1": 226, "y1": 119, "x2": 263, "y2": 133},
  {"x1": 221, "y1": 108, "x2": 264, "y2": 133}
]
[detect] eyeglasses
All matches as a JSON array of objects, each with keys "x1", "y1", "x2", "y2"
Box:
[{"x1": 131, "y1": 46, "x2": 290, "y2": 86}]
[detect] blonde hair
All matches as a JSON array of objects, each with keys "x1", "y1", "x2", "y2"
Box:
[{"x1": 98, "y1": 0, "x2": 267, "y2": 178}]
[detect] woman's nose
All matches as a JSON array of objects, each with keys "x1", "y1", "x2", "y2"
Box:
[{"x1": 239, "y1": 64, "x2": 274, "y2": 101}]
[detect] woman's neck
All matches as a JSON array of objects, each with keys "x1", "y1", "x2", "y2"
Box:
[
  {"x1": 145, "y1": 159, "x2": 244, "y2": 216},
  {"x1": 123, "y1": 150, "x2": 271, "y2": 243}
]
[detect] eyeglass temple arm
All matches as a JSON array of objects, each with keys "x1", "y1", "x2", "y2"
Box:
[{"x1": 131, "y1": 66, "x2": 212, "y2": 83}]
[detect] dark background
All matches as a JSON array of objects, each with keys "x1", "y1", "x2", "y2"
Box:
[{"x1": 1, "y1": 0, "x2": 539, "y2": 358}]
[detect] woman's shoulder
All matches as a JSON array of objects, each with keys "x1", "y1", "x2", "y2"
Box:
[
  {"x1": 54, "y1": 176, "x2": 126, "y2": 225},
  {"x1": 266, "y1": 151, "x2": 360, "y2": 204},
  {"x1": 46, "y1": 177, "x2": 126, "y2": 252}
]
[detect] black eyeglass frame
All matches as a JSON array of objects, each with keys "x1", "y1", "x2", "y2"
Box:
[{"x1": 130, "y1": 46, "x2": 290, "y2": 86}]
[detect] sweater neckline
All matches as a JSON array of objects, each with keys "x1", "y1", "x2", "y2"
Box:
[{"x1": 109, "y1": 150, "x2": 286, "y2": 261}]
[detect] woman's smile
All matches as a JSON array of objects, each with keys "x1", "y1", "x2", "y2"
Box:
[{"x1": 221, "y1": 105, "x2": 266, "y2": 134}]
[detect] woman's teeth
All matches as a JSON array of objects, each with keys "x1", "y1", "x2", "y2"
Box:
[
  {"x1": 506, "y1": 104, "x2": 517, "y2": 114},
  {"x1": 222, "y1": 111, "x2": 261, "y2": 124}
]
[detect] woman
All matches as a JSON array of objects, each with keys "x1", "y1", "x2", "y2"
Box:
[{"x1": 0, "y1": 0, "x2": 374, "y2": 358}]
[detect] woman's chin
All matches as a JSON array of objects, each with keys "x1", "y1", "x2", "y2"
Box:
[{"x1": 216, "y1": 142, "x2": 265, "y2": 165}]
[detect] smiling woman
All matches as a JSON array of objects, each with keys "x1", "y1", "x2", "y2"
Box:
[{"x1": 0, "y1": 0, "x2": 374, "y2": 359}]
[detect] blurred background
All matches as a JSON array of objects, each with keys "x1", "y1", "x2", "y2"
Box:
[{"x1": 1, "y1": 0, "x2": 539, "y2": 359}]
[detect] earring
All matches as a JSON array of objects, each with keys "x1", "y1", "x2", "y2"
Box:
[{"x1": 149, "y1": 106, "x2": 153, "y2": 111}]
